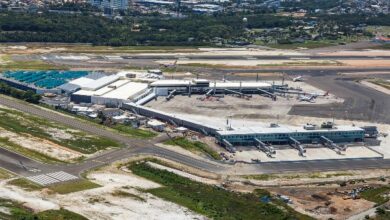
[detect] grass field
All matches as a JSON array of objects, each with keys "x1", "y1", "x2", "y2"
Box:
[
  {"x1": 0, "y1": 55, "x2": 64, "y2": 71},
  {"x1": 7, "y1": 178, "x2": 43, "y2": 191},
  {"x1": 370, "y1": 79, "x2": 390, "y2": 90},
  {"x1": 0, "y1": 107, "x2": 120, "y2": 154},
  {"x1": 128, "y1": 161, "x2": 313, "y2": 220},
  {"x1": 113, "y1": 125, "x2": 157, "y2": 139},
  {"x1": 0, "y1": 198, "x2": 86, "y2": 220},
  {"x1": 164, "y1": 137, "x2": 221, "y2": 160},
  {"x1": 0, "y1": 168, "x2": 13, "y2": 179},
  {"x1": 48, "y1": 179, "x2": 101, "y2": 194},
  {"x1": 360, "y1": 186, "x2": 390, "y2": 205}
]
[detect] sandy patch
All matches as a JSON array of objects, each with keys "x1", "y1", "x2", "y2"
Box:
[
  {"x1": 0, "y1": 180, "x2": 59, "y2": 212},
  {"x1": 0, "y1": 128, "x2": 82, "y2": 161},
  {"x1": 338, "y1": 59, "x2": 390, "y2": 67},
  {"x1": 319, "y1": 49, "x2": 390, "y2": 57}
]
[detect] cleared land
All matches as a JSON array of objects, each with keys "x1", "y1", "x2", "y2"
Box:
[
  {"x1": 0, "y1": 106, "x2": 120, "y2": 162},
  {"x1": 0, "y1": 198, "x2": 86, "y2": 220}
]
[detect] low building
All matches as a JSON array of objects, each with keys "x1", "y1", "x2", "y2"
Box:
[{"x1": 147, "y1": 119, "x2": 165, "y2": 132}]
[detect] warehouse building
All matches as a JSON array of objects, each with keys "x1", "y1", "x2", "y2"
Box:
[
  {"x1": 71, "y1": 76, "x2": 149, "y2": 106},
  {"x1": 0, "y1": 70, "x2": 89, "y2": 94}
]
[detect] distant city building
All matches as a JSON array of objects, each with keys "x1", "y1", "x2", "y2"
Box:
[{"x1": 90, "y1": 0, "x2": 129, "y2": 11}]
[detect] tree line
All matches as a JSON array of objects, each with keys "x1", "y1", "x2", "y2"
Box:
[{"x1": 0, "y1": 82, "x2": 41, "y2": 103}]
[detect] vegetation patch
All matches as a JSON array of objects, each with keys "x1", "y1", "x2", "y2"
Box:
[
  {"x1": 0, "y1": 198, "x2": 86, "y2": 220},
  {"x1": 360, "y1": 186, "x2": 390, "y2": 205},
  {"x1": 370, "y1": 79, "x2": 390, "y2": 90},
  {"x1": 0, "y1": 107, "x2": 120, "y2": 154},
  {"x1": 0, "y1": 168, "x2": 13, "y2": 180},
  {"x1": 113, "y1": 125, "x2": 157, "y2": 139},
  {"x1": 48, "y1": 179, "x2": 101, "y2": 194},
  {"x1": 7, "y1": 178, "x2": 42, "y2": 191},
  {"x1": 128, "y1": 161, "x2": 312, "y2": 220},
  {"x1": 164, "y1": 137, "x2": 221, "y2": 160},
  {"x1": 0, "y1": 55, "x2": 63, "y2": 71}
]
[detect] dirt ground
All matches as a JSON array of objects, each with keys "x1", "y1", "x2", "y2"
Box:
[
  {"x1": 0, "y1": 164, "x2": 206, "y2": 220},
  {"x1": 0, "y1": 128, "x2": 82, "y2": 161},
  {"x1": 268, "y1": 185, "x2": 375, "y2": 220}
]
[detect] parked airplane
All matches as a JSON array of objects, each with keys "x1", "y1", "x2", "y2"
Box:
[
  {"x1": 160, "y1": 59, "x2": 178, "y2": 68},
  {"x1": 293, "y1": 76, "x2": 304, "y2": 82},
  {"x1": 298, "y1": 94, "x2": 316, "y2": 103}
]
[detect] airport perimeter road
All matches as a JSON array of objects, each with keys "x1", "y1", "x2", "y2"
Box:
[{"x1": 2, "y1": 95, "x2": 390, "y2": 178}]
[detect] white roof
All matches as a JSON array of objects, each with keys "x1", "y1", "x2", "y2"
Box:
[
  {"x1": 82, "y1": 75, "x2": 120, "y2": 91},
  {"x1": 150, "y1": 80, "x2": 192, "y2": 87},
  {"x1": 214, "y1": 82, "x2": 271, "y2": 89},
  {"x1": 68, "y1": 77, "x2": 95, "y2": 87},
  {"x1": 147, "y1": 119, "x2": 165, "y2": 126},
  {"x1": 112, "y1": 115, "x2": 129, "y2": 120},
  {"x1": 150, "y1": 79, "x2": 271, "y2": 89},
  {"x1": 102, "y1": 82, "x2": 148, "y2": 100},
  {"x1": 216, "y1": 125, "x2": 363, "y2": 136}
]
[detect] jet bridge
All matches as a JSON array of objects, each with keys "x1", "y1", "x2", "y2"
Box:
[
  {"x1": 254, "y1": 138, "x2": 275, "y2": 157},
  {"x1": 320, "y1": 136, "x2": 346, "y2": 154},
  {"x1": 288, "y1": 136, "x2": 306, "y2": 156},
  {"x1": 257, "y1": 88, "x2": 276, "y2": 101},
  {"x1": 222, "y1": 139, "x2": 236, "y2": 153},
  {"x1": 166, "y1": 89, "x2": 177, "y2": 101},
  {"x1": 224, "y1": 89, "x2": 251, "y2": 98}
]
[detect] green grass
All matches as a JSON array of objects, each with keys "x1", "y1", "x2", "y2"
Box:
[
  {"x1": 370, "y1": 79, "x2": 390, "y2": 90},
  {"x1": 111, "y1": 190, "x2": 146, "y2": 202},
  {"x1": 34, "y1": 209, "x2": 87, "y2": 220},
  {"x1": 128, "y1": 161, "x2": 313, "y2": 220},
  {"x1": 164, "y1": 137, "x2": 221, "y2": 160},
  {"x1": 0, "y1": 137, "x2": 65, "y2": 164},
  {"x1": 360, "y1": 186, "x2": 390, "y2": 205},
  {"x1": 41, "y1": 104, "x2": 156, "y2": 141},
  {"x1": 0, "y1": 55, "x2": 64, "y2": 71},
  {"x1": 7, "y1": 178, "x2": 43, "y2": 191},
  {"x1": 0, "y1": 168, "x2": 13, "y2": 179},
  {"x1": 113, "y1": 124, "x2": 157, "y2": 139},
  {"x1": 0, "y1": 198, "x2": 86, "y2": 220},
  {"x1": 0, "y1": 107, "x2": 120, "y2": 154},
  {"x1": 48, "y1": 179, "x2": 101, "y2": 194}
]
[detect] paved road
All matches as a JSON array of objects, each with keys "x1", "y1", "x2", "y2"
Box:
[{"x1": 1, "y1": 95, "x2": 390, "y2": 179}]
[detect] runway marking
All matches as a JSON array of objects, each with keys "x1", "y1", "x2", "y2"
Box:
[{"x1": 27, "y1": 171, "x2": 78, "y2": 186}]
